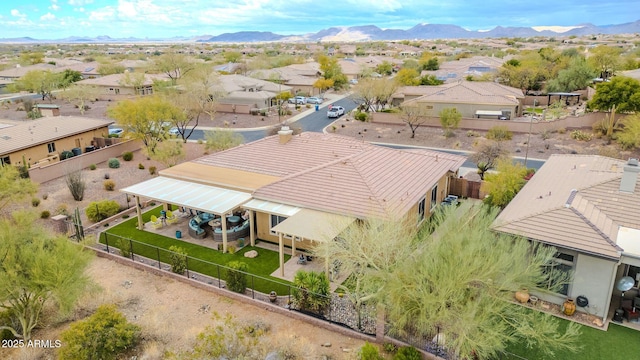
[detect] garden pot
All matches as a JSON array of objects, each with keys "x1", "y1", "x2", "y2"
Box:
[
  {"x1": 563, "y1": 298, "x2": 576, "y2": 316},
  {"x1": 269, "y1": 291, "x2": 277, "y2": 303},
  {"x1": 515, "y1": 288, "x2": 530, "y2": 304},
  {"x1": 529, "y1": 295, "x2": 538, "y2": 306}
]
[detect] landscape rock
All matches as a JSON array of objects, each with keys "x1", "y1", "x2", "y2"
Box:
[{"x1": 244, "y1": 250, "x2": 258, "y2": 258}]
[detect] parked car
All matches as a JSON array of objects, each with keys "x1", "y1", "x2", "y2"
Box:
[
  {"x1": 306, "y1": 97, "x2": 323, "y2": 104},
  {"x1": 327, "y1": 106, "x2": 345, "y2": 118},
  {"x1": 288, "y1": 96, "x2": 306, "y2": 104},
  {"x1": 168, "y1": 127, "x2": 180, "y2": 136},
  {"x1": 108, "y1": 128, "x2": 123, "y2": 136}
]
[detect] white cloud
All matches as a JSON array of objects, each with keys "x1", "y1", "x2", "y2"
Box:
[
  {"x1": 68, "y1": 0, "x2": 94, "y2": 5},
  {"x1": 89, "y1": 7, "x2": 115, "y2": 21},
  {"x1": 50, "y1": 4, "x2": 61, "y2": 11},
  {"x1": 11, "y1": 9, "x2": 25, "y2": 18},
  {"x1": 40, "y1": 13, "x2": 56, "y2": 21},
  {"x1": 117, "y1": 1, "x2": 138, "y2": 18}
]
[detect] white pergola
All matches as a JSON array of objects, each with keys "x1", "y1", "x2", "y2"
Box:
[{"x1": 121, "y1": 176, "x2": 252, "y2": 252}]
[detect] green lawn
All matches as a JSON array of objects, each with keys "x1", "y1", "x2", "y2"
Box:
[
  {"x1": 99, "y1": 210, "x2": 292, "y2": 295},
  {"x1": 504, "y1": 321, "x2": 640, "y2": 359}
]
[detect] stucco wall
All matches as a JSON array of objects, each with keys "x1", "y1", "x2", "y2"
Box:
[{"x1": 4, "y1": 126, "x2": 111, "y2": 168}]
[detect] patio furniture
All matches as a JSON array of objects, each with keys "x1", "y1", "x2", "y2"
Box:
[
  {"x1": 297, "y1": 254, "x2": 307, "y2": 265},
  {"x1": 228, "y1": 215, "x2": 241, "y2": 227},
  {"x1": 212, "y1": 220, "x2": 250, "y2": 241},
  {"x1": 165, "y1": 211, "x2": 178, "y2": 225},
  {"x1": 188, "y1": 215, "x2": 208, "y2": 239},
  {"x1": 149, "y1": 215, "x2": 163, "y2": 229}
]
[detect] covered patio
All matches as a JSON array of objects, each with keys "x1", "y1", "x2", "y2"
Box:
[{"x1": 121, "y1": 176, "x2": 253, "y2": 253}]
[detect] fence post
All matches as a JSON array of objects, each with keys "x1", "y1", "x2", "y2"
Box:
[
  {"x1": 128, "y1": 239, "x2": 134, "y2": 260},
  {"x1": 105, "y1": 233, "x2": 110, "y2": 253},
  {"x1": 157, "y1": 247, "x2": 161, "y2": 269},
  {"x1": 185, "y1": 256, "x2": 190, "y2": 279},
  {"x1": 217, "y1": 265, "x2": 221, "y2": 288},
  {"x1": 251, "y1": 276, "x2": 255, "y2": 299}
]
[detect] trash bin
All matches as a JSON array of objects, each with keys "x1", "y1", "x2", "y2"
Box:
[
  {"x1": 71, "y1": 147, "x2": 82, "y2": 156},
  {"x1": 175, "y1": 230, "x2": 182, "y2": 239},
  {"x1": 84, "y1": 145, "x2": 95, "y2": 152},
  {"x1": 315, "y1": 104, "x2": 319, "y2": 111}
]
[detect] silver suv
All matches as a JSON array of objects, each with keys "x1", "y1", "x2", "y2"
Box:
[{"x1": 327, "y1": 106, "x2": 345, "y2": 118}]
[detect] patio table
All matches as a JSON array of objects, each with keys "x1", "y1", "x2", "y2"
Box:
[{"x1": 228, "y1": 216, "x2": 241, "y2": 226}]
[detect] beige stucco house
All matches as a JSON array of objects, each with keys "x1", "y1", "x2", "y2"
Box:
[
  {"x1": 493, "y1": 154, "x2": 640, "y2": 324},
  {"x1": 122, "y1": 131, "x2": 465, "y2": 276}
]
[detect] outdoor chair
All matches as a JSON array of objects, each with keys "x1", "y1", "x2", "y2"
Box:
[
  {"x1": 149, "y1": 215, "x2": 163, "y2": 229},
  {"x1": 165, "y1": 211, "x2": 178, "y2": 225},
  {"x1": 297, "y1": 254, "x2": 307, "y2": 265}
]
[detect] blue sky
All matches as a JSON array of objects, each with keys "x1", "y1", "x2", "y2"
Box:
[{"x1": 0, "y1": 0, "x2": 638, "y2": 39}]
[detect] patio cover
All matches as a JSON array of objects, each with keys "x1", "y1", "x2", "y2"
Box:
[
  {"x1": 121, "y1": 176, "x2": 251, "y2": 215},
  {"x1": 271, "y1": 208, "x2": 355, "y2": 242},
  {"x1": 242, "y1": 199, "x2": 301, "y2": 217}
]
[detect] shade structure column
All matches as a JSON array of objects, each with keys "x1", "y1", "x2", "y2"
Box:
[
  {"x1": 135, "y1": 196, "x2": 143, "y2": 230},
  {"x1": 249, "y1": 210, "x2": 255, "y2": 246},
  {"x1": 279, "y1": 232, "x2": 284, "y2": 276},
  {"x1": 291, "y1": 236, "x2": 296, "y2": 258},
  {"x1": 221, "y1": 213, "x2": 229, "y2": 253}
]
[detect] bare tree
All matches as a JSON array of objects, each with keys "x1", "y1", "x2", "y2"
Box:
[
  {"x1": 401, "y1": 103, "x2": 432, "y2": 138},
  {"x1": 470, "y1": 140, "x2": 508, "y2": 180}
]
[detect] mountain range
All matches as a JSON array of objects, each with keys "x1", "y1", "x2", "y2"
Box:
[{"x1": 1, "y1": 20, "x2": 638, "y2": 44}]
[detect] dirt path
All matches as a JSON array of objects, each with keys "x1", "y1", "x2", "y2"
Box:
[{"x1": 1, "y1": 256, "x2": 368, "y2": 360}]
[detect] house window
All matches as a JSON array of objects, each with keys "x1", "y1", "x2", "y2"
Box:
[
  {"x1": 430, "y1": 185, "x2": 438, "y2": 210},
  {"x1": 0, "y1": 156, "x2": 9, "y2": 165},
  {"x1": 269, "y1": 214, "x2": 288, "y2": 237},
  {"x1": 47, "y1": 142, "x2": 56, "y2": 153},
  {"x1": 541, "y1": 250, "x2": 575, "y2": 296},
  {"x1": 417, "y1": 196, "x2": 426, "y2": 223}
]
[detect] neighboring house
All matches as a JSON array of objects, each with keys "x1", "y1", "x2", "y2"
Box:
[
  {"x1": 248, "y1": 65, "x2": 319, "y2": 96},
  {"x1": 122, "y1": 131, "x2": 466, "y2": 276},
  {"x1": 422, "y1": 56, "x2": 506, "y2": 83},
  {"x1": 396, "y1": 81, "x2": 524, "y2": 119},
  {"x1": 75, "y1": 73, "x2": 170, "y2": 96},
  {"x1": 0, "y1": 63, "x2": 58, "y2": 81},
  {"x1": 216, "y1": 74, "x2": 293, "y2": 113},
  {"x1": 492, "y1": 155, "x2": 640, "y2": 324},
  {"x1": 0, "y1": 116, "x2": 113, "y2": 167}
]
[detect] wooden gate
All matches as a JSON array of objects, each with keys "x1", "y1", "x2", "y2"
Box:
[{"x1": 450, "y1": 177, "x2": 484, "y2": 199}]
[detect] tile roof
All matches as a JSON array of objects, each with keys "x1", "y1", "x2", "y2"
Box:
[
  {"x1": 76, "y1": 73, "x2": 170, "y2": 87},
  {"x1": 0, "y1": 116, "x2": 113, "y2": 155},
  {"x1": 403, "y1": 80, "x2": 523, "y2": 106},
  {"x1": 253, "y1": 143, "x2": 465, "y2": 218},
  {"x1": 492, "y1": 155, "x2": 640, "y2": 259}
]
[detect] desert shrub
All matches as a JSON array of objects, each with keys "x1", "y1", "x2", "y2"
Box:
[
  {"x1": 17, "y1": 164, "x2": 29, "y2": 179},
  {"x1": 89, "y1": 164, "x2": 97, "y2": 170},
  {"x1": 138, "y1": 163, "x2": 145, "y2": 170},
  {"x1": 122, "y1": 151, "x2": 133, "y2": 161},
  {"x1": 85, "y1": 200, "x2": 120, "y2": 222},
  {"x1": 355, "y1": 111, "x2": 368, "y2": 122},
  {"x1": 103, "y1": 180, "x2": 116, "y2": 191},
  {"x1": 31, "y1": 197, "x2": 40, "y2": 207},
  {"x1": 617, "y1": 132, "x2": 640, "y2": 150},
  {"x1": 0, "y1": 310, "x2": 15, "y2": 340},
  {"x1": 556, "y1": 127, "x2": 567, "y2": 134},
  {"x1": 168, "y1": 246, "x2": 188, "y2": 274},
  {"x1": 592, "y1": 120, "x2": 609, "y2": 136},
  {"x1": 58, "y1": 304, "x2": 140, "y2": 360},
  {"x1": 108, "y1": 158, "x2": 120, "y2": 168},
  {"x1": 40, "y1": 210, "x2": 50, "y2": 219},
  {"x1": 539, "y1": 130, "x2": 551, "y2": 140},
  {"x1": 466, "y1": 130, "x2": 479, "y2": 137},
  {"x1": 394, "y1": 346, "x2": 421, "y2": 360},
  {"x1": 115, "y1": 238, "x2": 131, "y2": 258},
  {"x1": 359, "y1": 342, "x2": 383, "y2": 360},
  {"x1": 486, "y1": 126, "x2": 513, "y2": 141},
  {"x1": 383, "y1": 342, "x2": 398, "y2": 354},
  {"x1": 226, "y1": 261, "x2": 248, "y2": 293},
  {"x1": 55, "y1": 203, "x2": 69, "y2": 216},
  {"x1": 570, "y1": 130, "x2": 592, "y2": 141},
  {"x1": 149, "y1": 166, "x2": 157, "y2": 175},
  {"x1": 292, "y1": 270, "x2": 330, "y2": 312},
  {"x1": 60, "y1": 150, "x2": 74, "y2": 160},
  {"x1": 65, "y1": 170, "x2": 85, "y2": 201}
]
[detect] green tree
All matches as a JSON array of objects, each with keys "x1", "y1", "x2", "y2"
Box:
[
  {"x1": 150, "y1": 51, "x2": 195, "y2": 84},
  {"x1": 546, "y1": 57, "x2": 597, "y2": 92},
  {"x1": 315, "y1": 204, "x2": 580, "y2": 360},
  {"x1": 419, "y1": 74, "x2": 444, "y2": 85},
  {"x1": 312, "y1": 78, "x2": 334, "y2": 96},
  {"x1": 439, "y1": 107, "x2": 462, "y2": 138},
  {"x1": 59, "y1": 84, "x2": 101, "y2": 115},
  {"x1": 352, "y1": 78, "x2": 399, "y2": 112},
  {"x1": 168, "y1": 245, "x2": 188, "y2": 274},
  {"x1": 222, "y1": 51, "x2": 243, "y2": 63},
  {"x1": 401, "y1": 103, "x2": 431, "y2": 138},
  {"x1": 587, "y1": 45, "x2": 622, "y2": 79},
  {"x1": 0, "y1": 165, "x2": 37, "y2": 211},
  {"x1": 0, "y1": 211, "x2": 92, "y2": 340},
  {"x1": 482, "y1": 159, "x2": 528, "y2": 208},
  {"x1": 19, "y1": 51, "x2": 44, "y2": 65},
  {"x1": 107, "y1": 95, "x2": 185, "y2": 155},
  {"x1": 204, "y1": 129, "x2": 244, "y2": 152},
  {"x1": 395, "y1": 68, "x2": 420, "y2": 86},
  {"x1": 470, "y1": 140, "x2": 508, "y2": 180},
  {"x1": 318, "y1": 54, "x2": 347, "y2": 89},
  {"x1": 375, "y1": 61, "x2": 393, "y2": 76},
  {"x1": 58, "y1": 304, "x2": 140, "y2": 360},
  {"x1": 8, "y1": 70, "x2": 61, "y2": 101},
  {"x1": 97, "y1": 62, "x2": 125, "y2": 76},
  {"x1": 59, "y1": 69, "x2": 83, "y2": 88},
  {"x1": 152, "y1": 140, "x2": 185, "y2": 167},
  {"x1": 226, "y1": 261, "x2": 248, "y2": 293},
  {"x1": 588, "y1": 76, "x2": 640, "y2": 113}
]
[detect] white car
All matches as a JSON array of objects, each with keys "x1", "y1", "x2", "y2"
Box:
[
  {"x1": 108, "y1": 128, "x2": 123, "y2": 136},
  {"x1": 288, "y1": 96, "x2": 306, "y2": 104},
  {"x1": 306, "y1": 97, "x2": 323, "y2": 104},
  {"x1": 327, "y1": 106, "x2": 345, "y2": 118},
  {"x1": 168, "y1": 127, "x2": 180, "y2": 136}
]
